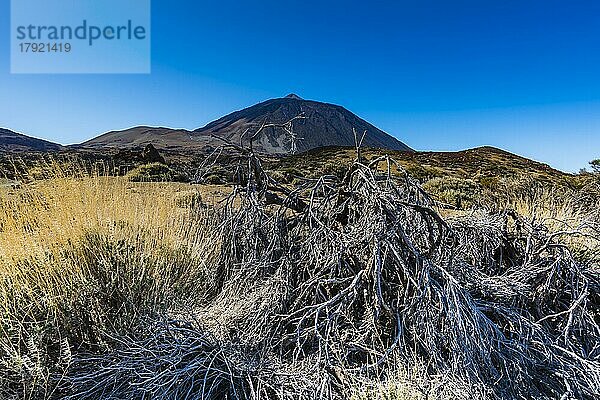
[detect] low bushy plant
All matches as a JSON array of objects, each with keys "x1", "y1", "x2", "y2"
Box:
[
  {"x1": 126, "y1": 162, "x2": 188, "y2": 182},
  {"x1": 422, "y1": 176, "x2": 481, "y2": 208}
]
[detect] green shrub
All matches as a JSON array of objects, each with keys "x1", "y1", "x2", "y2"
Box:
[
  {"x1": 197, "y1": 165, "x2": 232, "y2": 184},
  {"x1": 478, "y1": 176, "x2": 500, "y2": 190},
  {"x1": 204, "y1": 173, "x2": 225, "y2": 184},
  {"x1": 422, "y1": 177, "x2": 481, "y2": 208},
  {"x1": 321, "y1": 162, "x2": 348, "y2": 179},
  {"x1": 126, "y1": 163, "x2": 187, "y2": 182},
  {"x1": 404, "y1": 164, "x2": 444, "y2": 182},
  {"x1": 281, "y1": 167, "x2": 306, "y2": 181}
]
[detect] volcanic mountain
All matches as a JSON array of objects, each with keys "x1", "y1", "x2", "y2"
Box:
[
  {"x1": 194, "y1": 94, "x2": 413, "y2": 153},
  {"x1": 0, "y1": 128, "x2": 63, "y2": 152},
  {"x1": 81, "y1": 95, "x2": 413, "y2": 154}
]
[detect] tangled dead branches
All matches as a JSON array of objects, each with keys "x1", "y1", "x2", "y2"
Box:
[
  {"x1": 63, "y1": 146, "x2": 599, "y2": 399},
  {"x1": 207, "y1": 150, "x2": 599, "y2": 399}
]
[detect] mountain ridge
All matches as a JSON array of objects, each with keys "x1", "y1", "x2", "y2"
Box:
[
  {"x1": 0, "y1": 128, "x2": 64, "y2": 152},
  {"x1": 81, "y1": 95, "x2": 413, "y2": 154}
]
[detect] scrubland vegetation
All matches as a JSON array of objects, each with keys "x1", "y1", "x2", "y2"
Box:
[{"x1": 0, "y1": 155, "x2": 598, "y2": 399}]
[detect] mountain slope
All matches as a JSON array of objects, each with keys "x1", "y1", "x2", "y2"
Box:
[
  {"x1": 79, "y1": 126, "x2": 209, "y2": 150},
  {"x1": 81, "y1": 95, "x2": 412, "y2": 154},
  {"x1": 0, "y1": 128, "x2": 63, "y2": 152},
  {"x1": 194, "y1": 94, "x2": 412, "y2": 153},
  {"x1": 270, "y1": 145, "x2": 572, "y2": 185}
]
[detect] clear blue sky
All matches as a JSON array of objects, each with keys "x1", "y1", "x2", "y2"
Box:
[{"x1": 1, "y1": 0, "x2": 599, "y2": 172}]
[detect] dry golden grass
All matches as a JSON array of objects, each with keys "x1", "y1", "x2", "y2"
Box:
[
  {"x1": 0, "y1": 173, "x2": 232, "y2": 398},
  {"x1": 2, "y1": 178, "x2": 169, "y2": 257},
  {"x1": 0, "y1": 175, "x2": 233, "y2": 257}
]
